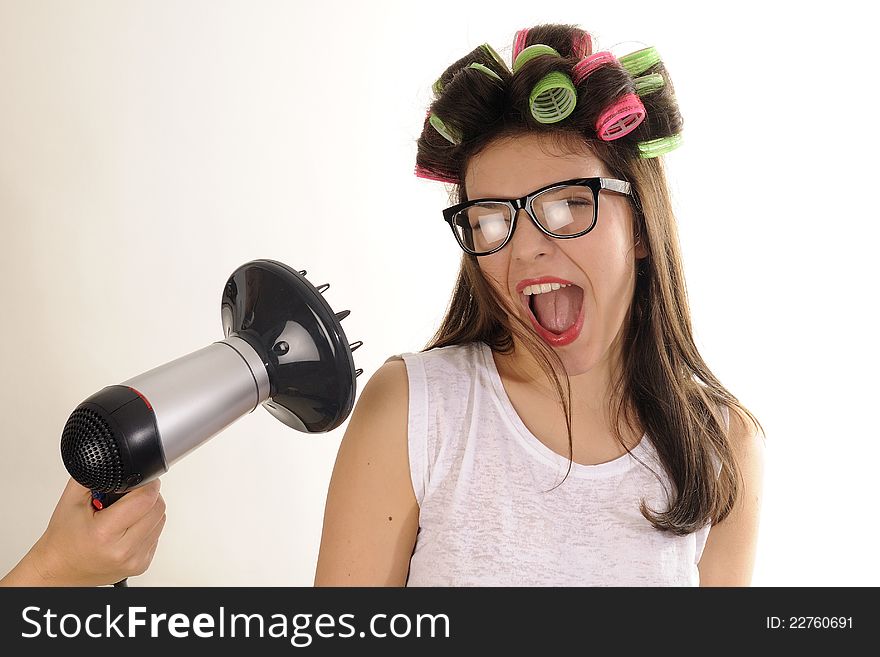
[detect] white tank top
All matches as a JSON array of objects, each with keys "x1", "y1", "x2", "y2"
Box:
[{"x1": 397, "y1": 341, "x2": 725, "y2": 586}]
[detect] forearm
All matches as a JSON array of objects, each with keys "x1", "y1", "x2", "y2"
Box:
[{"x1": 0, "y1": 539, "x2": 64, "y2": 587}]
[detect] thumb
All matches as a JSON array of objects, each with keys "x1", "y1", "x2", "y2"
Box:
[{"x1": 57, "y1": 477, "x2": 93, "y2": 510}]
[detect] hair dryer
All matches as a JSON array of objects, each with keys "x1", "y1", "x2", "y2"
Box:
[{"x1": 59, "y1": 259, "x2": 363, "y2": 585}]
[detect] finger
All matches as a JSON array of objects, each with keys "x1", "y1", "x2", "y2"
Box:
[
  {"x1": 59, "y1": 476, "x2": 93, "y2": 506},
  {"x1": 94, "y1": 480, "x2": 161, "y2": 530},
  {"x1": 146, "y1": 514, "x2": 167, "y2": 547},
  {"x1": 134, "y1": 515, "x2": 167, "y2": 576},
  {"x1": 143, "y1": 516, "x2": 165, "y2": 562},
  {"x1": 120, "y1": 493, "x2": 166, "y2": 545},
  {"x1": 50, "y1": 478, "x2": 95, "y2": 525},
  {"x1": 123, "y1": 511, "x2": 167, "y2": 574}
]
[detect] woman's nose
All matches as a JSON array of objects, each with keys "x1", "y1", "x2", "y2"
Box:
[{"x1": 509, "y1": 209, "x2": 553, "y2": 260}]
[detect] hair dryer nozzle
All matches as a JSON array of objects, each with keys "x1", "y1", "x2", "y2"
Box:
[{"x1": 221, "y1": 259, "x2": 359, "y2": 433}]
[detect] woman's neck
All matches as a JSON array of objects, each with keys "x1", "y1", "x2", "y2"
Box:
[
  {"x1": 491, "y1": 333, "x2": 640, "y2": 441},
  {"x1": 497, "y1": 342, "x2": 616, "y2": 403}
]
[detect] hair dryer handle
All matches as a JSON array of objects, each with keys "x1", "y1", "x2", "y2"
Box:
[
  {"x1": 90, "y1": 490, "x2": 125, "y2": 511},
  {"x1": 90, "y1": 491, "x2": 129, "y2": 588}
]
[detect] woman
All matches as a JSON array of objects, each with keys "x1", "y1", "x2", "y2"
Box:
[
  {"x1": 2, "y1": 22, "x2": 763, "y2": 588},
  {"x1": 313, "y1": 23, "x2": 764, "y2": 586}
]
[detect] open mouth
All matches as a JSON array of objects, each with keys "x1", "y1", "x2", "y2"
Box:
[{"x1": 520, "y1": 284, "x2": 586, "y2": 347}]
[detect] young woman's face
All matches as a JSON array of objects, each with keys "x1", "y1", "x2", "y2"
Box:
[{"x1": 465, "y1": 132, "x2": 647, "y2": 377}]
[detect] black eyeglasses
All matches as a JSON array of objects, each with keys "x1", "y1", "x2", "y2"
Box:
[{"x1": 442, "y1": 177, "x2": 632, "y2": 256}]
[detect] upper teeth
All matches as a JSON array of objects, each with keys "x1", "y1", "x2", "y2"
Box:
[{"x1": 522, "y1": 282, "x2": 573, "y2": 295}]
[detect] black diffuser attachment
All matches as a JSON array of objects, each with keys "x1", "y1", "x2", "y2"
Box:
[{"x1": 220, "y1": 259, "x2": 362, "y2": 433}]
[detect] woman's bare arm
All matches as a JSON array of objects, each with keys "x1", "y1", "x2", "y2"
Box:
[
  {"x1": 314, "y1": 358, "x2": 419, "y2": 586},
  {"x1": 698, "y1": 407, "x2": 765, "y2": 586}
]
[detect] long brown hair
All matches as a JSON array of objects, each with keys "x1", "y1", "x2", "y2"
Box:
[{"x1": 414, "y1": 23, "x2": 763, "y2": 535}]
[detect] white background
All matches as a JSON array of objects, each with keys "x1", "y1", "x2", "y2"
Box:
[{"x1": 1, "y1": 0, "x2": 876, "y2": 586}]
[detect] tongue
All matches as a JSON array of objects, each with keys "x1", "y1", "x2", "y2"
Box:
[{"x1": 531, "y1": 286, "x2": 583, "y2": 334}]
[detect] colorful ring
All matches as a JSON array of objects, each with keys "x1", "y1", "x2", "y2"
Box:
[
  {"x1": 512, "y1": 28, "x2": 530, "y2": 64},
  {"x1": 633, "y1": 72, "x2": 665, "y2": 96},
  {"x1": 619, "y1": 46, "x2": 661, "y2": 77},
  {"x1": 513, "y1": 44, "x2": 560, "y2": 73},
  {"x1": 415, "y1": 164, "x2": 458, "y2": 184},
  {"x1": 429, "y1": 112, "x2": 462, "y2": 145},
  {"x1": 572, "y1": 51, "x2": 617, "y2": 85},
  {"x1": 637, "y1": 133, "x2": 683, "y2": 158},
  {"x1": 572, "y1": 31, "x2": 593, "y2": 59},
  {"x1": 530, "y1": 71, "x2": 577, "y2": 124},
  {"x1": 467, "y1": 62, "x2": 503, "y2": 82},
  {"x1": 481, "y1": 43, "x2": 510, "y2": 74},
  {"x1": 433, "y1": 43, "x2": 508, "y2": 96},
  {"x1": 596, "y1": 93, "x2": 646, "y2": 141}
]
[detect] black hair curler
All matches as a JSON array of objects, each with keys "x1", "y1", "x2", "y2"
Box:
[{"x1": 60, "y1": 259, "x2": 362, "y2": 586}]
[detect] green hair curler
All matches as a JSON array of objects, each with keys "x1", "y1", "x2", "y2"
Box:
[
  {"x1": 512, "y1": 43, "x2": 577, "y2": 124},
  {"x1": 637, "y1": 133, "x2": 682, "y2": 158},
  {"x1": 530, "y1": 71, "x2": 577, "y2": 124},
  {"x1": 513, "y1": 44, "x2": 561, "y2": 73},
  {"x1": 428, "y1": 112, "x2": 462, "y2": 145},
  {"x1": 633, "y1": 72, "x2": 665, "y2": 96},
  {"x1": 619, "y1": 46, "x2": 661, "y2": 77},
  {"x1": 433, "y1": 43, "x2": 508, "y2": 96},
  {"x1": 467, "y1": 62, "x2": 503, "y2": 82},
  {"x1": 480, "y1": 43, "x2": 510, "y2": 74}
]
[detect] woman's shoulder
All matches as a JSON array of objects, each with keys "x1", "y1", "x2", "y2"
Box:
[
  {"x1": 314, "y1": 353, "x2": 418, "y2": 586},
  {"x1": 387, "y1": 342, "x2": 485, "y2": 391},
  {"x1": 330, "y1": 355, "x2": 413, "y2": 500},
  {"x1": 386, "y1": 341, "x2": 483, "y2": 366},
  {"x1": 359, "y1": 343, "x2": 477, "y2": 413},
  {"x1": 376, "y1": 342, "x2": 485, "y2": 417}
]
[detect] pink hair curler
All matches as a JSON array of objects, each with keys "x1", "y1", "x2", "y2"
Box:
[
  {"x1": 596, "y1": 93, "x2": 646, "y2": 141},
  {"x1": 572, "y1": 51, "x2": 617, "y2": 85},
  {"x1": 572, "y1": 31, "x2": 593, "y2": 59},
  {"x1": 512, "y1": 28, "x2": 529, "y2": 65},
  {"x1": 414, "y1": 164, "x2": 458, "y2": 184}
]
